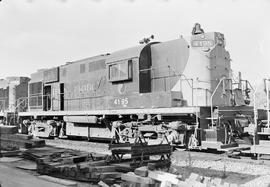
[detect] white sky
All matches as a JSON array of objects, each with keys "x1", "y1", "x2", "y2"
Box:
[{"x1": 0, "y1": 0, "x2": 269, "y2": 85}]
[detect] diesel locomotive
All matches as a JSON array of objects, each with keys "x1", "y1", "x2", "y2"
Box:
[{"x1": 0, "y1": 28, "x2": 260, "y2": 149}]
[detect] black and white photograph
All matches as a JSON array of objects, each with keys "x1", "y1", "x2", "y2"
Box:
[{"x1": 0, "y1": 0, "x2": 269, "y2": 186}]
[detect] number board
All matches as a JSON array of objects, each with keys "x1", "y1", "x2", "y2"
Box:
[{"x1": 191, "y1": 40, "x2": 215, "y2": 48}]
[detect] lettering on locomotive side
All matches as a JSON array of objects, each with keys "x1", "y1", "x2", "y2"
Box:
[
  {"x1": 77, "y1": 83, "x2": 95, "y2": 93},
  {"x1": 64, "y1": 76, "x2": 107, "y2": 99}
]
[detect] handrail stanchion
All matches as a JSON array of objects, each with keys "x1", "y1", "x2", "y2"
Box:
[
  {"x1": 253, "y1": 86, "x2": 258, "y2": 146},
  {"x1": 266, "y1": 79, "x2": 270, "y2": 128},
  {"x1": 191, "y1": 79, "x2": 194, "y2": 106}
]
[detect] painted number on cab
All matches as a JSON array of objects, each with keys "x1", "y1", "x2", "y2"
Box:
[{"x1": 113, "y1": 98, "x2": 128, "y2": 107}]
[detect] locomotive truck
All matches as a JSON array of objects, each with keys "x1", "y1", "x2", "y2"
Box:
[{"x1": 0, "y1": 28, "x2": 259, "y2": 150}]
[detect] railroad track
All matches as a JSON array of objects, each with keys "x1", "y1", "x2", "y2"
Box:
[{"x1": 44, "y1": 137, "x2": 270, "y2": 164}]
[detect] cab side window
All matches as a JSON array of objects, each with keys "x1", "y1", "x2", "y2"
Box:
[{"x1": 108, "y1": 60, "x2": 132, "y2": 82}]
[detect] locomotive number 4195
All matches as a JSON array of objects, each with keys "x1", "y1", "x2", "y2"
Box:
[{"x1": 113, "y1": 98, "x2": 129, "y2": 107}]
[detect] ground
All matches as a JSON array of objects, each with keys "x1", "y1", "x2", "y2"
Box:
[
  {"x1": 0, "y1": 160, "x2": 65, "y2": 187},
  {"x1": 172, "y1": 150, "x2": 270, "y2": 186},
  {"x1": 1, "y1": 139, "x2": 270, "y2": 186}
]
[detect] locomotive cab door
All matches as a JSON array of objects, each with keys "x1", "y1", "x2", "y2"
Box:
[
  {"x1": 60, "y1": 83, "x2": 64, "y2": 111},
  {"x1": 43, "y1": 85, "x2": 51, "y2": 111},
  {"x1": 139, "y1": 45, "x2": 152, "y2": 93}
]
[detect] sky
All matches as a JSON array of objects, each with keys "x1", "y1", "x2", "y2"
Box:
[{"x1": 0, "y1": 0, "x2": 269, "y2": 86}]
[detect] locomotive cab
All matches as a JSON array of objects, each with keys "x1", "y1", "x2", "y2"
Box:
[
  {"x1": 106, "y1": 41, "x2": 188, "y2": 109},
  {"x1": 106, "y1": 43, "x2": 159, "y2": 109}
]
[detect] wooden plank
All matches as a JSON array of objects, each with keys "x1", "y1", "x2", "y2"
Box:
[
  {"x1": 112, "y1": 163, "x2": 132, "y2": 172},
  {"x1": 202, "y1": 176, "x2": 211, "y2": 184},
  {"x1": 38, "y1": 175, "x2": 78, "y2": 186},
  {"x1": 0, "y1": 157, "x2": 23, "y2": 162},
  {"x1": 0, "y1": 150, "x2": 20, "y2": 157},
  {"x1": 187, "y1": 181, "x2": 206, "y2": 187},
  {"x1": 0, "y1": 138, "x2": 45, "y2": 149},
  {"x1": 23, "y1": 147, "x2": 66, "y2": 161},
  {"x1": 120, "y1": 181, "x2": 140, "y2": 187},
  {"x1": 160, "y1": 181, "x2": 172, "y2": 187},
  {"x1": 91, "y1": 165, "x2": 116, "y2": 173},
  {"x1": 211, "y1": 178, "x2": 222, "y2": 186},
  {"x1": 131, "y1": 144, "x2": 171, "y2": 157},
  {"x1": 219, "y1": 145, "x2": 250, "y2": 152},
  {"x1": 250, "y1": 145, "x2": 270, "y2": 154},
  {"x1": 147, "y1": 159, "x2": 171, "y2": 170},
  {"x1": 59, "y1": 154, "x2": 89, "y2": 164},
  {"x1": 168, "y1": 166, "x2": 179, "y2": 175},
  {"x1": 16, "y1": 163, "x2": 37, "y2": 171},
  {"x1": 90, "y1": 152, "x2": 108, "y2": 160},
  {"x1": 201, "y1": 141, "x2": 223, "y2": 149},
  {"x1": 186, "y1": 173, "x2": 199, "y2": 182},
  {"x1": 30, "y1": 138, "x2": 46, "y2": 146},
  {"x1": 121, "y1": 172, "x2": 154, "y2": 184},
  {"x1": 99, "y1": 172, "x2": 122, "y2": 179},
  {"x1": 134, "y1": 166, "x2": 148, "y2": 177},
  {"x1": 102, "y1": 178, "x2": 118, "y2": 185},
  {"x1": 148, "y1": 170, "x2": 179, "y2": 185},
  {"x1": 109, "y1": 143, "x2": 132, "y2": 148},
  {"x1": 220, "y1": 142, "x2": 238, "y2": 149},
  {"x1": 1, "y1": 133, "x2": 33, "y2": 140},
  {"x1": 176, "y1": 181, "x2": 190, "y2": 187},
  {"x1": 98, "y1": 181, "x2": 110, "y2": 187},
  {"x1": 0, "y1": 125, "x2": 18, "y2": 134},
  {"x1": 0, "y1": 138, "x2": 33, "y2": 149},
  {"x1": 76, "y1": 163, "x2": 90, "y2": 173},
  {"x1": 88, "y1": 160, "x2": 107, "y2": 166}
]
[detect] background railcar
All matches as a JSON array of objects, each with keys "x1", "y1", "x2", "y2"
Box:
[{"x1": 0, "y1": 77, "x2": 30, "y2": 125}]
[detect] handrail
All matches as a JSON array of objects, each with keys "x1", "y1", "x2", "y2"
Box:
[
  {"x1": 140, "y1": 66, "x2": 193, "y2": 86},
  {"x1": 265, "y1": 78, "x2": 270, "y2": 128},
  {"x1": 151, "y1": 74, "x2": 193, "y2": 88},
  {"x1": 210, "y1": 76, "x2": 226, "y2": 127},
  {"x1": 0, "y1": 100, "x2": 6, "y2": 112},
  {"x1": 140, "y1": 65, "x2": 195, "y2": 105},
  {"x1": 15, "y1": 97, "x2": 28, "y2": 112},
  {"x1": 244, "y1": 80, "x2": 255, "y2": 92},
  {"x1": 140, "y1": 66, "x2": 194, "y2": 89}
]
